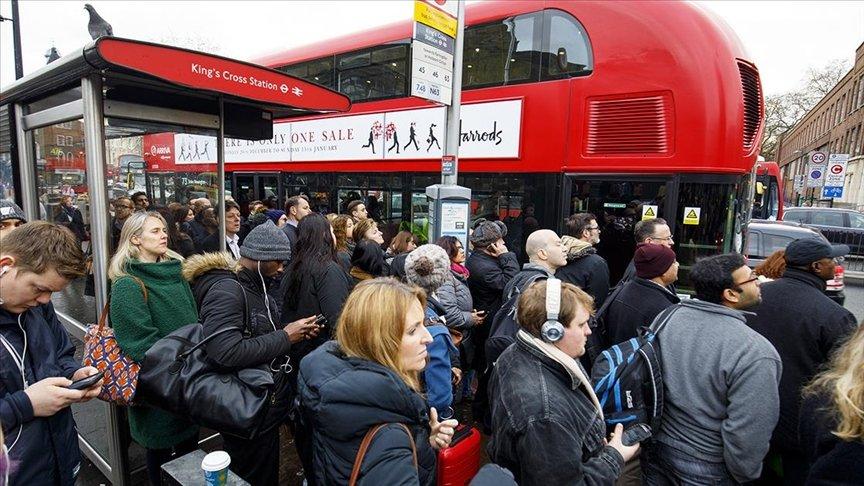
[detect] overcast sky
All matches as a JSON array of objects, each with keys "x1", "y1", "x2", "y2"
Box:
[{"x1": 1, "y1": 1, "x2": 862, "y2": 96}]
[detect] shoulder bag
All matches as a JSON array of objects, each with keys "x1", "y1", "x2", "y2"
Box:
[
  {"x1": 349, "y1": 423, "x2": 418, "y2": 486},
  {"x1": 136, "y1": 281, "x2": 284, "y2": 440},
  {"x1": 82, "y1": 276, "x2": 147, "y2": 406}
]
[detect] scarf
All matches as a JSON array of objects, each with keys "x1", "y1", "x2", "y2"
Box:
[
  {"x1": 450, "y1": 262, "x2": 470, "y2": 279},
  {"x1": 517, "y1": 329, "x2": 603, "y2": 420}
]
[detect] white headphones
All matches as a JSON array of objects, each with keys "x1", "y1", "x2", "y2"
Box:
[{"x1": 540, "y1": 278, "x2": 564, "y2": 343}]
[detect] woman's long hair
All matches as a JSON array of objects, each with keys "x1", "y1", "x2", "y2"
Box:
[
  {"x1": 754, "y1": 249, "x2": 786, "y2": 280},
  {"x1": 284, "y1": 213, "x2": 338, "y2": 311},
  {"x1": 804, "y1": 323, "x2": 864, "y2": 441},
  {"x1": 336, "y1": 278, "x2": 427, "y2": 391},
  {"x1": 352, "y1": 219, "x2": 378, "y2": 246},
  {"x1": 332, "y1": 214, "x2": 353, "y2": 252},
  {"x1": 108, "y1": 211, "x2": 183, "y2": 280}
]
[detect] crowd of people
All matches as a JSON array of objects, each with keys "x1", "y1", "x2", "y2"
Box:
[{"x1": 0, "y1": 194, "x2": 861, "y2": 486}]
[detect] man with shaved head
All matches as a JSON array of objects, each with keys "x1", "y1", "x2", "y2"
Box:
[{"x1": 503, "y1": 229, "x2": 568, "y2": 300}]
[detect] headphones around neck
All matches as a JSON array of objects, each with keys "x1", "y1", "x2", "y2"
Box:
[{"x1": 540, "y1": 278, "x2": 564, "y2": 343}]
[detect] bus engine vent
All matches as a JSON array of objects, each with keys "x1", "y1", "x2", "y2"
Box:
[
  {"x1": 585, "y1": 94, "x2": 671, "y2": 155},
  {"x1": 738, "y1": 61, "x2": 763, "y2": 153}
]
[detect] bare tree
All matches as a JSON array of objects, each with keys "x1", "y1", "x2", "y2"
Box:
[{"x1": 759, "y1": 58, "x2": 850, "y2": 160}]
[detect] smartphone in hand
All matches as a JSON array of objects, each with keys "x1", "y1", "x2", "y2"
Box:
[{"x1": 68, "y1": 373, "x2": 102, "y2": 391}]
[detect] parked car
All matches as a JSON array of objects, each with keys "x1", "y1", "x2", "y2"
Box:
[
  {"x1": 746, "y1": 220, "x2": 845, "y2": 305},
  {"x1": 782, "y1": 207, "x2": 864, "y2": 256}
]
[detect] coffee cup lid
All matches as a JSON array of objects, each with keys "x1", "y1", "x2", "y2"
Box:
[{"x1": 201, "y1": 451, "x2": 231, "y2": 471}]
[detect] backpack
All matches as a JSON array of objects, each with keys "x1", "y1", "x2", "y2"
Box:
[
  {"x1": 484, "y1": 272, "x2": 547, "y2": 368},
  {"x1": 590, "y1": 305, "x2": 679, "y2": 433},
  {"x1": 579, "y1": 282, "x2": 627, "y2": 373}
]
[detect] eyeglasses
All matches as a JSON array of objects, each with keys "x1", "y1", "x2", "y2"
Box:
[
  {"x1": 833, "y1": 256, "x2": 845, "y2": 264},
  {"x1": 586, "y1": 226, "x2": 600, "y2": 231},
  {"x1": 650, "y1": 235, "x2": 674, "y2": 242},
  {"x1": 732, "y1": 275, "x2": 760, "y2": 288}
]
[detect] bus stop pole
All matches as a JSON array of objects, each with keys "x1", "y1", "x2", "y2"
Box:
[
  {"x1": 442, "y1": 0, "x2": 465, "y2": 186},
  {"x1": 217, "y1": 97, "x2": 227, "y2": 252},
  {"x1": 82, "y1": 73, "x2": 131, "y2": 486}
]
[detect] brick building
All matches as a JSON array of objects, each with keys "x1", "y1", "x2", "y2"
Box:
[{"x1": 775, "y1": 42, "x2": 864, "y2": 210}]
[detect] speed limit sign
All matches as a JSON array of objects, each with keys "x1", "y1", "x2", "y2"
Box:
[{"x1": 810, "y1": 151, "x2": 827, "y2": 164}]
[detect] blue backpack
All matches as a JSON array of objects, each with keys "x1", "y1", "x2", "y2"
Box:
[{"x1": 590, "y1": 305, "x2": 679, "y2": 433}]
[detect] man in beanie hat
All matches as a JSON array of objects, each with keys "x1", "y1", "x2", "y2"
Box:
[
  {"x1": 746, "y1": 238, "x2": 856, "y2": 483},
  {"x1": 465, "y1": 220, "x2": 519, "y2": 427},
  {"x1": 0, "y1": 200, "x2": 27, "y2": 242},
  {"x1": 182, "y1": 220, "x2": 320, "y2": 485},
  {"x1": 602, "y1": 243, "x2": 680, "y2": 348}
]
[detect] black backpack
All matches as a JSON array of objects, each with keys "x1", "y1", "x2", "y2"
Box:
[
  {"x1": 590, "y1": 305, "x2": 679, "y2": 433},
  {"x1": 484, "y1": 272, "x2": 547, "y2": 368}
]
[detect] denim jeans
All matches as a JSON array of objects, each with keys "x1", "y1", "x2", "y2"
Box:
[{"x1": 642, "y1": 441, "x2": 739, "y2": 486}]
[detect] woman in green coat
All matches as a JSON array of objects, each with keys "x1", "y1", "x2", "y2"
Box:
[{"x1": 108, "y1": 211, "x2": 200, "y2": 485}]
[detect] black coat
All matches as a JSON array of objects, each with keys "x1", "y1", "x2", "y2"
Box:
[
  {"x1": 197, "y1": 233, "x2": 240, "y2": 259},
  {"x1": 555, "y1": 253, "x2": 610, "y2": 307},
  {"x1": 488, "y1": 332, "x2": 624, "y2": 485},
  {"x1": 746, "y1": 268, "x2": 857, "y2": 452},
  {"x1": 1, "y1": 303, "x2": 82, "y2": 486},
  {"x1": 280, "y1": 260, "x2": 350, "y2": 361},
  {"x1": 603, "y1": 277, "x2": 679, "y2": 347},
  {"x1": 298, "y1": 341, "x2": 436, "y2": 485},
  {"x1": 465, "y1": 251, "x2": 519, "y2": 321},
  {"x1": 184, "y1": 252, "x2": 292, "y2": 370},
  {"x1": 799, "y1": 391, "x2": 864, "y2": 485},
  {"x1": 282, "y1": 224, "x2": 299, "y2": 253}
]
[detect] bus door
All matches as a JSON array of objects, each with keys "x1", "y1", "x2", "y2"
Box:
[
  {"x1": 673, "y1": 174, "x2": 752, "y2": 288},
  {"x1": 146, "y1": 172, "x2": 175, "y2": 207},
  {"x1": 233, "y1": 172, "x2": 281, "y2": 213},
  {"x1": 564, "y1": 175, "x2": 673, "y2": 285}
]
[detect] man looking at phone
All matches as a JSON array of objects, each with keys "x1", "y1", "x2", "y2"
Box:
[{"x1": 0, "y1": 222, "x2": 103, "y2": 486}]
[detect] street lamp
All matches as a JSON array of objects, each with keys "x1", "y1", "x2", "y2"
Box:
[{"x1": 0, "y1": 0, "x2": 24, "y2": 79}]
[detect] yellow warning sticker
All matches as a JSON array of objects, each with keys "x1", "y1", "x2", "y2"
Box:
[
  {"x1": 683, "y1": 207, "x2": 701, "y2": 225},
  {"x1": 641, "y1": 205, "x2": 658, "y2": 221}
]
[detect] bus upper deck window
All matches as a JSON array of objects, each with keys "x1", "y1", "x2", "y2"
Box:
[{"x1": 542, "y1": 10, "x2": 593, "y2": 80}]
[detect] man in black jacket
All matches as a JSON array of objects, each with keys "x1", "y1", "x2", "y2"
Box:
[
  {"x1": 617, "y1": 217, "x2": 676, "y2": 292},
  {"x1": 184, "y1": 220, "x2": 321, "y2": 485},
  {"x1": 197, "y1": 201, "x2": 242, "y2": 259},
  {"x1": 603, "y1": 243, "x2": 679, "y2": 347},
  {"x1": 556, "y1": 213, "x2": 610, "y2": 306},
  {"x1": 282, "y1": 195, "x2": 311, "y2": 251},
  {"x1": 747, "y1": 238, "x2": 857, "y2": 485},
  {"x1": 1, "y1": 222, "x2": 102, "y2": 486}
]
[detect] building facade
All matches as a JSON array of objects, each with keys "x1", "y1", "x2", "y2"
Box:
[{"x1": 776, "y1": 42, "x2": 864, "y2": 210}]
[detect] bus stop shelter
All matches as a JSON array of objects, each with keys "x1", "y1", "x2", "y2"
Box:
[{"x1": 0, "y1": 36, "x2": 350, "y2": 485}]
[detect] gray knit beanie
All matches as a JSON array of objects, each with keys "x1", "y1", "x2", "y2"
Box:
[
  {"x1": 0, "y1": 200, "x2": 27, "y2": 223},
  {"x1": 470, "y1": 221, "x2": 504, "y2": 249},
  {"x1": 240, "y1": 220, "x2": 291, "y2": 261},
  {"x1": 405, "y1": 244, "x2": 450, "y2": 294}
]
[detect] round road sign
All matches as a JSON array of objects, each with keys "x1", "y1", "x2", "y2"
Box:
[
  {"x1": 810, "y1": 169, "x2": 822, "y2": 179},
  {"x1": 810, "y1": 152, "x2": 827, "y2": 164},
  {"x1": 830, "y1": 164, "x2": 843, "y2": 174}
]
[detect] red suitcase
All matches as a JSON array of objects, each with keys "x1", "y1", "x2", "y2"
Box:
[{"x1": 437, "y1": 425, "x2": 482, "y2": 486}]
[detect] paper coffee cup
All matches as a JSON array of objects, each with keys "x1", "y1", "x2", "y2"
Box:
[{"x1": 202, "y1": 451, "x2": 231, "y2": 486}]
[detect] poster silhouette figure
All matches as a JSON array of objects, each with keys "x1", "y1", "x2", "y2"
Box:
[
  {"x1": 426, "y1": 124, "x2": 440, "y2": 152},
  {"x1": 179, "y1": 143, "x2": 189, "y2": 161},
  {"x1": 361, "y1": 121, "x2": 383, "y2": 154},
  {"x1": 386, "y1": 122, "x2": 400, "y2": 154},
  {"x1": 202, "y1": 141, "x2": 211, "y2": 161},
  {"x1": 404, "y1": 122, "x2": 420, "y2": 151},
  {"x1": 193, "y1": 141, "x2": 202, "y2": 160}
]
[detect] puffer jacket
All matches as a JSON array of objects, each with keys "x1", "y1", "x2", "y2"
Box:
[
  {"x1": 298, "y1": 341, "x2": 436, "y2": 485},
  {"x1": 436, "y1": 272, "x2": 474, "y2": 331},
  {"x1": 488, "y1": 331, "x2": 623, "y2": 485},
  {"x1": 182, "y1": 252, "x2": 291, "y2": 370},
  {"x1": 1, "y1": 303, "x2": 81, "y2": 486}
]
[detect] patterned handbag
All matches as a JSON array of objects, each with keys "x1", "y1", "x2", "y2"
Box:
[{"x1": 82, "y1": 278, "x2": 146, "y2": 405}]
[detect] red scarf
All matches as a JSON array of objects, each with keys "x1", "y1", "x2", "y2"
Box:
[{"x1": 450, "y1": 262, "x2": 470, "y2": 279}]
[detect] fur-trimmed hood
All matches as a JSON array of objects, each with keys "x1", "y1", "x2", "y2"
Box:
[
  {"x1": 182, "y1": 251, "x2": 237, "y2": 283},
  {"x1": 561, "y1": 235, "x2": 596, "y2": 261}
]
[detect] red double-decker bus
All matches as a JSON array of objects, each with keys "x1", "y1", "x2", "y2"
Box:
[{"x1": 162, "y1": 1, "x2": 764, "y2": 284}]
